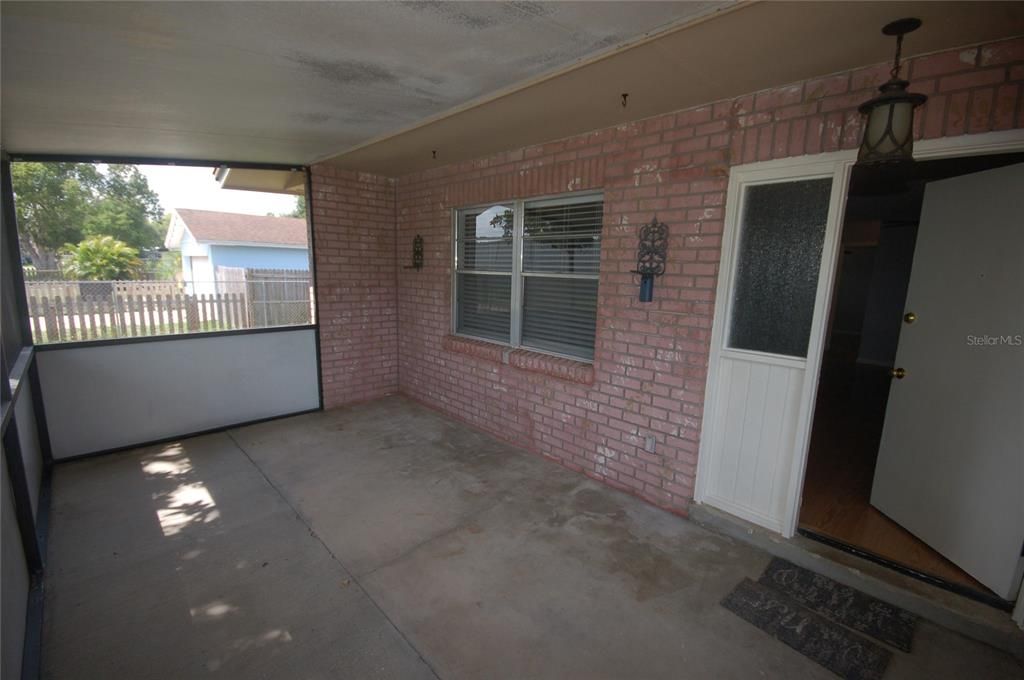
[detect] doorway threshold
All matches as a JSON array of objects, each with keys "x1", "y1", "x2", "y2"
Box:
[
  {"x1": 797, "y1": 527, "x2": 1012, "y2": 612},
  {"x1": 689, "y1": 503, "x2": 1024, "y2": 661}
]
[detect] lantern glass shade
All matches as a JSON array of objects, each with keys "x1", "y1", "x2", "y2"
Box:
[
  {"x1": 857, "y1": 79, "x2": 927, "y2": 165},
  {"x1": 863, "y1": 100, "x2": 912, "y2": 156}
]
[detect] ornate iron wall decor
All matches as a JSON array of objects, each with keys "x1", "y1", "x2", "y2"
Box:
[
  {"x1": 404, "y1": 234, "x2": 424, "y2": 270},
  {"x1": 632, "y1": 217, "x2": 668, "y2": 302}
]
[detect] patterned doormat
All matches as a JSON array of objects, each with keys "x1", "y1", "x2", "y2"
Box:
[
  {"x1": 721, "y1": 558, "x2": 918, "y2": 679},
  {"x1": 760, "y1": 558, "x2": 917, "y2": 652}
]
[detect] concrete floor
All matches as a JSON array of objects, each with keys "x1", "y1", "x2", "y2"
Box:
[{"x1": 43, "y1": 396, "x2": 1024, "y2": 679}]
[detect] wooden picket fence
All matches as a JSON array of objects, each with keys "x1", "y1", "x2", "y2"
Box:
[
  {"x1": 27, "y1": 291, "x2": 250, "y2": 342},
  {"x1": 245, "y1": 269, "x2": 312, "y2": 327},
  {"x1": 25, "y1": 280, "x2": 181, "y2": 304},
  {"x1": 26, "y1": 269, "x2": 312, "y2": 343},
  {"x1": 217, "y1": 267, "x2": 313, "y2": 327}
]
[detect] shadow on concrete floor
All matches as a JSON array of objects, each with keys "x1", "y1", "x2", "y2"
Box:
[{"x1": 43, "y1": 396, "x2": 1024, "y2": 679}]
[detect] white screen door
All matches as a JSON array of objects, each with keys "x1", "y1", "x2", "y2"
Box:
[
  {"x1": 697, "y1": 156, "x2": 849, "y2": 532},
  {"x1": 871, "y1": 163, "x2": 1024, "y2": 600}
]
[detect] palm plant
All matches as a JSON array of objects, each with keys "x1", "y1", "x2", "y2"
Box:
[{"x1": 60, "y1": 235, "x2": 141, "y2": 281}]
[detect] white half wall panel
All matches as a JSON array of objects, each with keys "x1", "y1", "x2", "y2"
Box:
[{"x1": 37, "y1": 329, "x2": 319, "y2": 459}]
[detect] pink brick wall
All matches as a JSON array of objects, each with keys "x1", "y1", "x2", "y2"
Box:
[
  {"x1": 310, "y1": 166, "x2": 398, "y2": 407},
  {"x1": 314, "y1": 37, "x2": 1024, "y2": 515}
]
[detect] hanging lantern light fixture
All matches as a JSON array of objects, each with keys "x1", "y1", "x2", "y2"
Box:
[{"x1": 856, "y1": 18, "x2": 928, "y2": 166}]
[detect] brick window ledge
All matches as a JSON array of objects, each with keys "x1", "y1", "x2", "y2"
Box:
[{"x1": 442, "y1": 335, "x2": 595, "y2": 385}]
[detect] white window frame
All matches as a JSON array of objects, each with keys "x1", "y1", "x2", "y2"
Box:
[{"x1": 451, "y1": 191, "x2": 603, "y2": 362}]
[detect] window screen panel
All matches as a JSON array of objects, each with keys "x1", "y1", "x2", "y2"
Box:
[
  {"x1": 456, "y1": 273, "x2": 511, "y2": 342},
  {"x1": 2, "y1": 236, "x2": 27, "y2": 361},
  {"x1": 728, "y1": 178, "x2": 832, "y2": 357},
  {"x1": 521, "y1": 277, "x2": 599, "y2": 360},
  {"x1": 522, "y1": 199, "x2": 603, "y2": 274},
  {"x1": 458, "y1": 205, "x2": 513, "y2": 272}
]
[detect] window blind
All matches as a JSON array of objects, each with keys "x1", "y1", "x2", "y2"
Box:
[
  {"x1": 521, "y1": 277, "x2": 599, "y2": 359},
  {"x1": 453, "y1": 194, "x2": 603, "y2": 360},
  {"x1": 455, "y1": 205, "x2": 513, "y2": 342},
  {"x1": 522, "y1": 199, "x2": 603, "y2": 274},
  {"x1": 521, "y1": 198, "x2": 602, "y2": 359},
  {"x1": 456, "y1": 273, "x2": 511, "y2": 342},
  {"x1": 458, "y1": 205, "x2": 513, "y2": 272}
]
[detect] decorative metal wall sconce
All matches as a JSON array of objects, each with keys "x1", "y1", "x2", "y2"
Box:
[
  {"x1": 632, "y1": 217, "x2": 668, "y2": 303},
  {"x1": 856, "y1": 18, "x2": 928, "y2": 166},
  {"x1": 404, "y1": 234, "x2": 424, "y2": 270}
]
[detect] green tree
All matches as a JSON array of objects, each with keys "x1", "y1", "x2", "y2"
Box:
[
  {"x1": 11, "y1": 162, "x2": 164, "y2": 268},
  {"x1": 288, "y1": 195, "x2": 306, "y2": 218},
  {"x1": 82, "y1": 198, "x2": 161, "y2": 251},
  {"x1": 10, "y1": 162, "x2": 103, "y2": 269},
  {"x1": 60, "y1": 236, "x2": 141, "y2": 281},
  {"x1": 81, "y1": 165, "x2": 164, "y2": 250}
]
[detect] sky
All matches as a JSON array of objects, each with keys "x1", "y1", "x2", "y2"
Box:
[{"x1": 137, "y1": 165, "x2": 299, "y2": 217}]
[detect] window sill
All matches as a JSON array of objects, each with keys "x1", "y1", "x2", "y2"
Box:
[{"x1": 442, "y1": 335, "x2": 595, "y2": 385}]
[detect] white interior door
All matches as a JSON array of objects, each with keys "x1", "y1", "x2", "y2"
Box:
[{"x1": 871, "y1": 163, "x2": 1024, "y2": 600}]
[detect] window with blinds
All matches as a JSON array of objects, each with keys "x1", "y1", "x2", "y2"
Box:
[
  {"x1": 454, "y1": 193, "x2": 603, "y2": 361},
  {"x1": 455, "y1": 204, "x2": 513, "y2": 342}
]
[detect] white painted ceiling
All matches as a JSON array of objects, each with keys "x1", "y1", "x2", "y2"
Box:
[{"x1": 1, "y1": 1, "x2": 729, "y2": 164}]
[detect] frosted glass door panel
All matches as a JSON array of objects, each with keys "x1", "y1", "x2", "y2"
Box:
[{"x1": 728, "y1": 179, "x2": 832, "y2": 358}]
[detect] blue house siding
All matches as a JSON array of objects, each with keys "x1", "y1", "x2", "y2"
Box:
[{"x1": 209, "y1": 245, "x2": 309, "y2": 272}]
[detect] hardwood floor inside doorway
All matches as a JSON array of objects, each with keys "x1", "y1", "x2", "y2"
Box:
[{"x1": 798, "y1": 353, "x2": 994, "y2": 596}]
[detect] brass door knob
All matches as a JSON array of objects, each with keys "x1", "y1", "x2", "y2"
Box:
[
  {"x1": 891, "y1": 367, "x2": 907, "y2": 379},
  {"x1": 903, "y1": 312, "x2": 917, "y2": 324}
]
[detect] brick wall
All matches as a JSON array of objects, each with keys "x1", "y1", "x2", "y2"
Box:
[
  {"x1": 315, "y1": 37, "x2": 1024, "y2": 514},
  {"x1": 310, "y1": 166, "x2": 398, "y2": 407}
]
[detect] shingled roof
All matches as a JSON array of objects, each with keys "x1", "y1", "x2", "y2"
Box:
[{"x1": 172, "y1": 208, "x2": 307, "y2": 247}]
